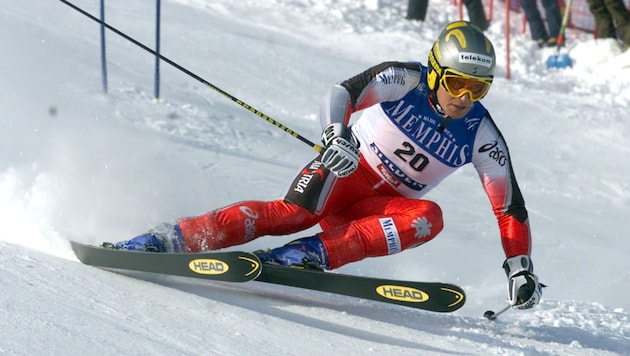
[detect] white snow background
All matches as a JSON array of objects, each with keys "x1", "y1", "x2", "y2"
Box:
[{"x1": 1, "y1": 0, "x2": 629, "y2": 354}]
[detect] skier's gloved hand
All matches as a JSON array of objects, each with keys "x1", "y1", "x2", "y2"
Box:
[
  {"x1": 320, "y1": 123, "x2": 359, "y2": 178},
  {"x1": 503, "y1": 255, "x2": 544, "y2": 310}
]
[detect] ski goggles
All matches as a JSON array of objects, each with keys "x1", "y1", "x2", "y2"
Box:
[{"x1": 440, "y1": 68, "x2": 493, "y2": 102}]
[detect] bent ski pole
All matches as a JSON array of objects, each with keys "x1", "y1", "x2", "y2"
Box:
[
  {"x1": 59, "y1": 0, "x2": 323, "y2": 153},
  {"x1": 483, "y1": 304, "x2": 511, "y2": 321}
]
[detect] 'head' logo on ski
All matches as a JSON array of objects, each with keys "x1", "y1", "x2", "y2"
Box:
[
  {"x1": 376, "y1": 285, "x2": 429, "y2": 303},
  {"x1": 189, "y1": 259, "x2": 230, "y2": 275}
]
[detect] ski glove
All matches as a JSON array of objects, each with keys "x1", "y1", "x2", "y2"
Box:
[
  {"x1": 320, "y1": 123, "x2": 359, "y2": 178},
  {"x1": 503, "y1": 255, "x2": 544, "y2": 310}
]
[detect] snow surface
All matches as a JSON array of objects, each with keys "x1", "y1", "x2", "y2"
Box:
[{"x1": 2, "y1": 0, "x2": 630, "y2": 354}]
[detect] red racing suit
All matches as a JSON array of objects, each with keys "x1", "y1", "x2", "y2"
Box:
[{"x1": 178, "y1": 62, "x2": 531, "y2": 269}]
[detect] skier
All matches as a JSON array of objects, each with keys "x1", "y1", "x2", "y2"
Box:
[{"x1": 111, "y1": 21, "x2": 543, "y2": 310}]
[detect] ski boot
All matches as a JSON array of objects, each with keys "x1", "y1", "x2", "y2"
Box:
[
  {"x1": 102, "y1": 223, "x2": 186, "y2": 253},
  {"x1": 254, "y1": 236, "x2": 329, "y2": 270}
]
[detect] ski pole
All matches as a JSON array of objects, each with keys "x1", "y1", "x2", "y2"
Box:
[
  {"x1": 483, "y1": 304, "x2": 511, "y2": 321},
  {"x1": 58, "y1": 0, "x2": 323, "y2": 153}
]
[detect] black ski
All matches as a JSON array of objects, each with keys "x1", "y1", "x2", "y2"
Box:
[
  {"x1": 70, "y1": 241, "x2": 261, "y2": 282},
  {"x1": 70, "y1": 241, "x2": 465, "y2": 312},
  {"x1": 256, "y1": 264, "x2": 465, "y2": 313}
]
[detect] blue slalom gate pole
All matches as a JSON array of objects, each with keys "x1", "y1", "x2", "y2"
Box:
[
  {"x1": 99, "y1": 0, "x2": 108, "y2": 93},
  {"x1": 154, "y1": 0, "x2": 161, "y2": 99}
]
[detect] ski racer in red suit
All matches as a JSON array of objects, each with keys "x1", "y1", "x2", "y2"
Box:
[{"x1": 112, "y1": 21, "x2": 543, "y2": 310}]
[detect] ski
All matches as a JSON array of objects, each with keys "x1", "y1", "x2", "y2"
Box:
[
  {"x1": 256, "y1": 264, "x2": 465, "y2": 313},
  {"x1": 70, "y1": 241, "x2": 465, "y2": 312},
  {"x1": 70, "y1": 241, "x2": 261, "y2": 282}
]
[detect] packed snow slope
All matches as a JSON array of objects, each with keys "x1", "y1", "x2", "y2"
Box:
[{"x1": 1, "y1": 0, "x2": 629, "y2": 354}]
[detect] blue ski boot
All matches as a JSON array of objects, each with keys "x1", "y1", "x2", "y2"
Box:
[
  {"x1": 105, "y1": 223, "x2": 187, "y2": 253},
  {"x1": 254, "y1": 235, "x2": 329, "y2": 270}
]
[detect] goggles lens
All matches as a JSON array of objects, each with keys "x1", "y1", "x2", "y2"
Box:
[{"x1": 440, "y1": 69, "x2": 492, "y2": 101}]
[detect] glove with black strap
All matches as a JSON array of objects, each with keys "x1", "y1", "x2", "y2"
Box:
[
  {"x1": 503, "y1": 255, "x2": 544, "y2": 310},
  {"x1": 320, "y1": 123, "x2": 360, "y2": 178}
]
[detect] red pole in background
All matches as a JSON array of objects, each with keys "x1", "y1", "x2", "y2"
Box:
[{"x1": 505, "y1": 0, "x2": 511, "y2": 79}]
